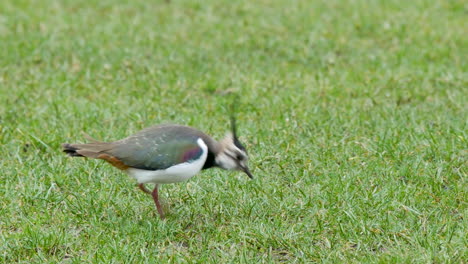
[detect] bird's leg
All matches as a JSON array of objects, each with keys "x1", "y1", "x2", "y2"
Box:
[
  {"x1": 152, "y1": 184, "x2": 165, "y2": 219},
  {"x1": 138, "y1": 183, "x2": 152, "y2": 194}
]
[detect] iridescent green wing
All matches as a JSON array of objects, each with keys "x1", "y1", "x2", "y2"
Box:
[{"x1": 108, "y1": 126, "x2": 205, "y2": 170}]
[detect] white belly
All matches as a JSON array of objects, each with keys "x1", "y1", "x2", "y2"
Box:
[{"x1": 126, "y1": 138, "x2": 208, "y2": 184}]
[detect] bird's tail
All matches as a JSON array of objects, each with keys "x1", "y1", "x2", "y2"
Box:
[
  {"x1": 62, "y1": 143, "x2": 84, "y2": 157},
  {"x1": 62, "y1": 142, "x2": 110, "y2": 158}
]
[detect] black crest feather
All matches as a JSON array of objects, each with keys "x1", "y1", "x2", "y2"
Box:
[
  {"x1": 230, "y1": 115, "x2": 246, "y2": 151},
  {"x1": 229, "y1": 97, "x2": 246, "y2": 151}
]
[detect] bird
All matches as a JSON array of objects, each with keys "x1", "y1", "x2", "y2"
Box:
[{"x1": 62, "y1": 118, "x2": 252, "y2": 218}]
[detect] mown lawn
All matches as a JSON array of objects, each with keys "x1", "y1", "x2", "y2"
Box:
[{"x1": 0, "y1": 0, "x2": 466, "y2": 262}]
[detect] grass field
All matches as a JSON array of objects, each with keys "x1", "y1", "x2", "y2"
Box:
[{"x1": 0, "y1": 0, "x2": 466, "y2": 262}]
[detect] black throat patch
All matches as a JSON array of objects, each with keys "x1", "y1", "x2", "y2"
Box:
[{"x1": 202, "y1": 149, "x2": 216, "y2": 169}]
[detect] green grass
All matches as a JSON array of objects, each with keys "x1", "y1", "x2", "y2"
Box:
[{"x1": 0, "y1": 0, "x2": 466, "y2": 262}]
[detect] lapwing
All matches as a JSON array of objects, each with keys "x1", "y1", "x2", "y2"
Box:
[{"x1": 62, "y1": 118, "x2": 252, "y2": 218}]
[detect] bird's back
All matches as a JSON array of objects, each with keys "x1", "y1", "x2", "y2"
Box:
[{"x1": 63, "y1": 124, "x2": 219, "y2": 171}]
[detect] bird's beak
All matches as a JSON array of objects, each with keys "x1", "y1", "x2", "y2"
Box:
[{"x1": 242, "y1": 166, "x2": 254, "y2": 179}]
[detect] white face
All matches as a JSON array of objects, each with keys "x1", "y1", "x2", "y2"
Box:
[{"x1": 215, "y1": 145, "x2": 249, "y2": 171}]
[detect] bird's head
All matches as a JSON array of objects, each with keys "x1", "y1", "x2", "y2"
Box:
[{"x1": 215, "y1": 117, "x2": 253, "y2": 179}]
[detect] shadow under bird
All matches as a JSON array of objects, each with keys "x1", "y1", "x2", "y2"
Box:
[{"x1": 62, "y1": 119, "x2": 253, "y2": 218}]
